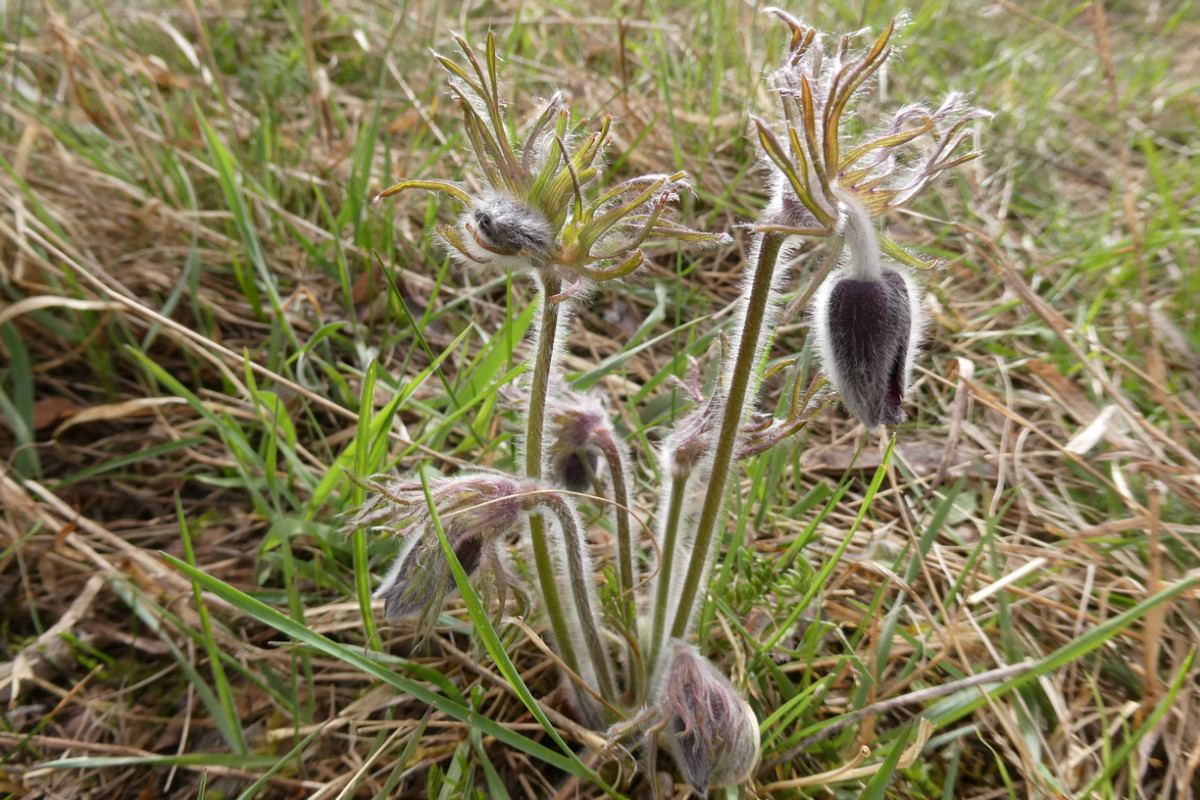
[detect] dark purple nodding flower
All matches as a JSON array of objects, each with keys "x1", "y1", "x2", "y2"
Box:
[
  {"x1": 812, "y1": 192, "x2": 923, "y2": 428},
  {"x1": 815, "y1": 270, "x2": 916, "y2": 426}
]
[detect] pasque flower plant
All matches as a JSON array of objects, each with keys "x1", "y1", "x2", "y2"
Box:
[{"x1": 363, "y1": 15, "x2": 985, "y2": 795}]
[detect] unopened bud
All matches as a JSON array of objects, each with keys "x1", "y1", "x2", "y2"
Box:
[
  {"x1": 812, "y1": 193, "x2": 923, "y2": 427},
  {"x1": 655, "y1": 644, "x2": 760, "y2": 796}
]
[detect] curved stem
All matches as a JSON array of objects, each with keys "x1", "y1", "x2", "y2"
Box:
[
  {"x1": 594, "y1": 429, "x2": 635, "y2": 605},
  {"x1": 667, "y1": 233, "x2": 787, "y2": 640},
  {"x1": 536, "y1": 493, "x2": 617, "y2": 704},
  {"x1": 593, "y1": 428, "x2": 640, "y2": 700},
  {"x1": 834, "y1": 188, "x2": 881, "y2": 281}
]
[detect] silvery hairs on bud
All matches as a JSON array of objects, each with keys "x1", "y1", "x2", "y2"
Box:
[
  {"x1": 461, "y1": 192, "x2": 556, "y2": 266},
  {"x1": 811, "y1": 190, "x2": 924, "y2": 427},
  {"x1": 654, "y1": 643, "x2": 760, "y2": 796}
]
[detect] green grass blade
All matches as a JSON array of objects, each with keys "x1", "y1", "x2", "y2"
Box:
[{"x1": 160, "y1": 553, "x2": 597, "y2": 781}]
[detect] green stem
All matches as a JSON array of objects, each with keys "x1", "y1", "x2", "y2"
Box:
[
  {"x1": 526, "y1": 514, "x2": 580, "y2": 674},
  {"x1": 523, "y1": 276, "x2": 581, "y2": 679},
  {"x1": 525, "y1": 277, "x2": 562, "y2": 480},
  {"x1": 595, "y1": 428, "x2": 641, "y2": 701},
  {"x1": 595, "y1": 430, "x2": 635, "y2": 608},
  {"x1": 537, "y1": 493, "x2": 617, "y2": 703},
  {"x1": 648, "y1": 474, "x2": 688, "y2": 671},
  {"x1": 667, "y1": 233, "x2": 787, "y2": 640}
]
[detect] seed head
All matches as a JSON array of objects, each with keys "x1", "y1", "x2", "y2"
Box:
[{"x1": 457, "y1": 192, "x2": 557, "y2": 269}]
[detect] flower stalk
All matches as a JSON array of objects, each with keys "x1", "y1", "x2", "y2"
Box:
[
  {"x1": 523, "y1": 277, "x2": 587, "y2": 684},
  {"x1": 665, "y1": 231, "x2": 787, "y2": 641},
  {"x1": 532, "y1": 490, "x2": 617, "y2": 706}
]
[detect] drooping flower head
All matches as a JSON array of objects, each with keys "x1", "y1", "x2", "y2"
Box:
[
  {"x1": 753, "y1": 10, "x2": 988, "y2": 426},
  {"x1": 542, "y1": 386, "x2": 613, "y2": 493},
  {"x1": 812, "y1": 191, "x2": 925, "y2": 426},
  {"x1": 350, "y1": 473, "x2": 529, "y2": 631},
  {"x1": 376, "y1": 32, "x2": 729, "y2": 298}
]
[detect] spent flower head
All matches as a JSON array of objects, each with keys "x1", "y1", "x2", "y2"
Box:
[{"x1": 376, "y1": 32, "x2": 729, "y2": 297}]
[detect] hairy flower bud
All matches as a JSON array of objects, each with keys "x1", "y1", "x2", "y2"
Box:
[
  {"x1": 348, "y1": 474, "x2": 527, "y2": 628},
  {"x1": 812, "y1": 193, "x2": 923, "y2": 427},
  {"x1": 655, "y1": 644, "x2": 760, "y2": 796},
  {"x1": 452, "y1": 192, "x2": 557, "y2": 271},
  {"x1": 544, "y1": 387, "x2": 611, "y2": 493},
  {"x1": 375, "y1": 33, "x2": 729, "y2": 296}
]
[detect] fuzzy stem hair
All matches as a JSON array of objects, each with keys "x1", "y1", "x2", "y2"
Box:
[
  {"x1": 592, "y1": 425, "x2": 642, "y2": 699},
  {"x1": 666, "y1": 232, "x2": 788, "y2": 642},
  {"x1": 835, "y1": 188, "x2": 881, "y2": 282},
  {"x1": 647, "y1": 472, "x2": 690, "y2": 675},
  {"x1": 534, "y1": 491, "x2": 617, "y2": 707},
  {"x1": 522, "y1": 275, "x2": 584, "y2": 682}
]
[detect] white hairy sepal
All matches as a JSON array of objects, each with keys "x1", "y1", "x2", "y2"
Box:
[
  {"x1": 653, "y1": 643, "x2": 761, "y2": 795},
  {"x1": 811, "y1": 262, "x2": 923, "y2": 422}
]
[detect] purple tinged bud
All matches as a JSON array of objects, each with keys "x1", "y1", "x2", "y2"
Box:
[
  {"x1": 655, "y1": 644, "x2": 760, "y2": 796},
  {"x1": 812, "y1": 193, "x2": 923, "y2": 427},
  {"x1": 544, "y1": 389, "x2": 608, "y2": 491}
]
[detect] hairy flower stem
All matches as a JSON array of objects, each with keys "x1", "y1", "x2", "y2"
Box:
[
  {"x1": 648, "y1": 474, "x2": 688, "y2": 670},
  {"x1": 667, "y1": 233, "x2": 787, "y2": 640},
  {"x1": 594, "y1": 429, "x2": 641, "y2": 699},
  {"x1": 525, "y1": 276, "x2": 564, "y2": 480},
  {"x1": 535, "y1": 492, "x2": 617, "y2": 704},
  {"x1": 524, "y1": 276, "x2": 583, "y2": 682},
  {"x1": 595, "y1": 432, "x2": 635, "y2": 605}
]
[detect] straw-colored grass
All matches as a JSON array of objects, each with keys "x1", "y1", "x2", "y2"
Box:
[{"x1": 2, "y1": 1, "x2": 1198, "y2": 798}]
